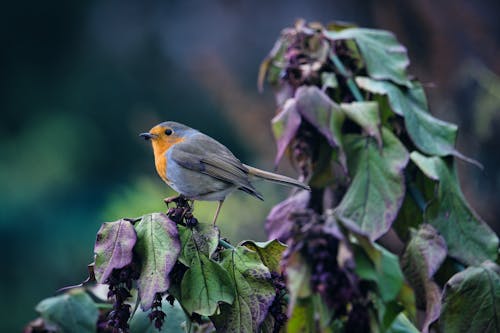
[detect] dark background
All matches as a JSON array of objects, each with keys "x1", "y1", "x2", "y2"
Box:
[{"x1": 1, "y1": 0, "x2": 499, "y2": 331}]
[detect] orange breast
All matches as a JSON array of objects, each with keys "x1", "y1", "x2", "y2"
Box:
[
  {"x1": 155, "y1": 153, "x2": 169, "y2": 183},
  {"x1": 152, "y1": 136, "x2": 185, "y2": 185}
]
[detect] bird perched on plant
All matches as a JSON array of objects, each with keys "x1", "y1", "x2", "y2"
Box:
[{"x1": 140, "y1": 121, "x2": 310, "y2": 224}]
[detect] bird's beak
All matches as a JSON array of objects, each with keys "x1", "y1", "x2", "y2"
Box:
[{"x1": 139, "y1": 132, "x2": 156, "y2": 140}]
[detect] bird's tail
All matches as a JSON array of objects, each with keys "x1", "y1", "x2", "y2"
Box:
[{"x1": 244, "y1": 164, "x2": 311, "y2": 191}]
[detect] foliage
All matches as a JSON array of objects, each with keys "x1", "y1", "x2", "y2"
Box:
[
  {"x1": 259, "y1": 19, "x2": 499, "y2": 332},
  {"x1": 25, "y1": 19, "x2": 499, "y2": 333},
  {"x1": 26, "y1": 198, "x2": 287, "y2": 333}
]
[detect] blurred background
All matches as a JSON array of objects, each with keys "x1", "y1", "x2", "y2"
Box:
[{"x1": 1, "y1": 0, "x2": 499, "y2": 330}]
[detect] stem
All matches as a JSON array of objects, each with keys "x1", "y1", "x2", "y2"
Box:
[
  {"x1": 96, "y1": 303, "x2": 113, "y2": 310},
  {"x1": 330, "y1": 52, "x2": 364, "y2": 102},
  {"x1": 407, "y1": 182, "x2": 426, "y2": 212},
  {"x1": 219, "y1": 239, "x2": 235, "y2": 249}
]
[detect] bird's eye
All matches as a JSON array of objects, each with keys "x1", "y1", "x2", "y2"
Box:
[{"x1": 165, "y1": 128, "x2": 173, "y2": 136}]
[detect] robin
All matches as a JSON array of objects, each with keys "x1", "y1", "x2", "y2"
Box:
[{"x1": 140, "y1": 121, "x2": 310, "y2": 224}]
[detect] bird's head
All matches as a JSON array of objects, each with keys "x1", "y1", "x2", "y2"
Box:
[{"x1": 140, "y1": 121, "x2": 193, "y2": 156}]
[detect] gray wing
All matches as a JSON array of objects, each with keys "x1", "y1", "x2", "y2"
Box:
[{"x1": 170, "y1": 133, "x2": 263, "y2": 200}]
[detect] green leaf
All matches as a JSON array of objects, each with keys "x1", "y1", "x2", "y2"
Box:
[
  {"x1": 340, "y1": 101, "x2": 382, "y2": 145},
  {"x1": 336, "y1": 128, "x2": 409, "y2": 240},
  {"x1": 313, "y1": 294, "x2": 336, "y2": 333},
  {"x1": 135, "y1": 213, "x2": 181, "y2": 310},
  {"x1": 211, "y1": 246, "x2": 275, "y2": 332},
  {"x1": 129, "y1": 300, "x2": 187, "y2": 333},
  {"x1": 440, "y1": 261, "x2": 500, "y2": 333},
  {"x1": 286, "y1": 251, "x2": 312, "y2": 310},
  {"x1": 325, "y1": 28, "x2": 411, "y2": 87},
  {"x1": 373, "y1": 298, "x2": 404, "y2": 332},
  {"x1": 321, "y1": 72, "x2": 338, "y2": 90},
  {"x1": 409, "y1": 152, "x2": 440, "y2": 181},
  {"x1": 412, "y1": 153, "x2": 499, "y2": 265},
  {"x1": 401, "y1": 224, "x2": 447, "y2": 333},
  {"x1": 355, "y1": 76, "x2": 427, "y2": 118},
  {"x1": 178, "y1": 223, "x2": 219, "y2": 267},
  {"x1": 240, "y1": 239, "x2": 287, "y2": 274},
  {"x1": 180, "y1": 253, "x2": 235, "y2": 316},
  {"x1": 356, "y1": 77, "x2": 462, "y2": 158},
  {"x1": 35, "y1": 289, "x2": 99, "y2": 333},
  {"x1": 354, "y1": 241, "x2": 404, "y2": 302},
  {"x1": 387, "y1": 313, "x2": 420, "y2": 333},
  {"x1": 94, "y1": 219, "x2": 137, "y2": 284},
  {"x1": 397, "y1": 282, "x2": 417, "y2": 322},
  {"x1": 286, "y1": 297, "x2": 315, "y2": 333}
]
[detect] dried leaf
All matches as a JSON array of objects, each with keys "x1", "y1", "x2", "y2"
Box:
[{"x1": 258, "y1": 35, "x2": 288, "y2": 91}]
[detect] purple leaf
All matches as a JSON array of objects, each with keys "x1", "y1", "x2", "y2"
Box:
[
  {"x1": 265, "y1": 190, "x2": 310, "y2": 242},
  {"x1": 295, "y1": 85, "x2": 344, "y2": 149},
  {"x1": 402, "y1": 224, "x2": 447, "y2": 333},
  {"x1": 134, "y1": 213, "x2": 181, "y2": 310},
  {"x1": 272, "y1": 98, "x2": 302, "y2": 166},
  {"x1": 94, "y1": 219, "x2": 137, "y2": 284}
]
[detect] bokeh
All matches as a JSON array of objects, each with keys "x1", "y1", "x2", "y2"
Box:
[{"x1": 1, "y1": 0, "x2": 499, "y2": 331}]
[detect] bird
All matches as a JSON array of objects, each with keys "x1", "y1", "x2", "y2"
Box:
[{"x1": 140, "y1": 121, "x2": 310, "y2": 224}]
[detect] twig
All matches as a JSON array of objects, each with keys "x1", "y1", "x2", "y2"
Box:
[{"x1": 330, "y1": 52, "x2": 364, "y2": 102}]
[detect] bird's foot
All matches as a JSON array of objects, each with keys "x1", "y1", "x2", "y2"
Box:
[
  {"x1": 165, "y1": 195, "x2": 195, "y2": 226},
  {"x1": 164, "y1": 195, "x2": 182, "y2": 206},
  {"x1": 164, "y1": 195, "x2": 192, "y2": 210}
]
